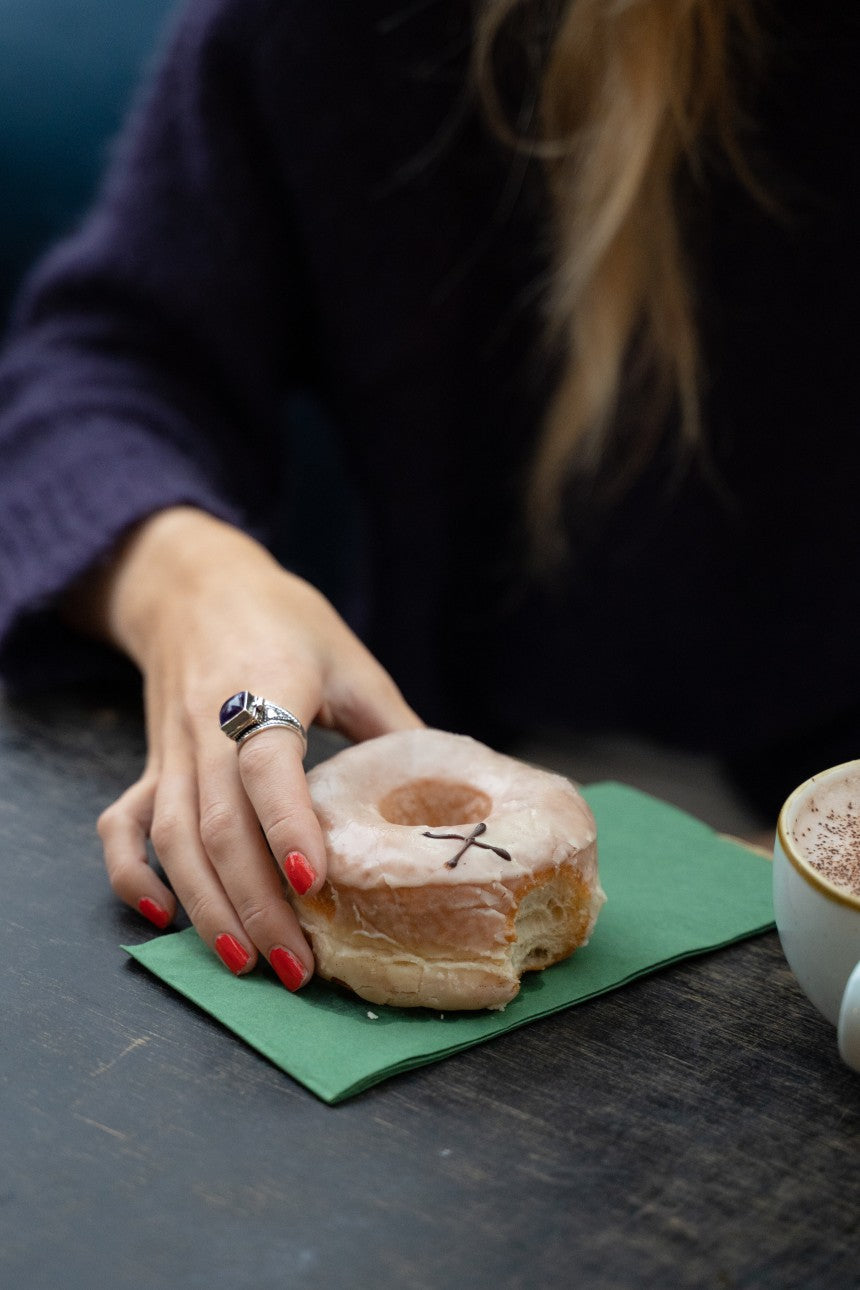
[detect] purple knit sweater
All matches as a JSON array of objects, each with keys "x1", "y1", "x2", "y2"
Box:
[{"x1": 0, "y1": 0, "x2": 857, "y2": 805}]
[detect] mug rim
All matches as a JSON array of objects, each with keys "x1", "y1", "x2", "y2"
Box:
[{"x1": 777, "y1": 759, "x2": 860, "y2": 912}]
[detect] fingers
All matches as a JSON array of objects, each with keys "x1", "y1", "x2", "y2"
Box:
[
  {"x1": 96, "y1": 556, "x2": 427, "y2": 991},
  {"x1": 98, "y1": 746, "x2": 316, "y2": 991},
  {"x1": 236, "y1": 723, "x2": 328, "y2": 896},
  {"x1": 98, "y1": 776, "x2": 177, "y2": 930},
  {"x1": 233, "y1": 650, "x2": 423, "y2": 897},
  {"x1": 158, "y1": 750, "x2": 315, "y2": 986}
]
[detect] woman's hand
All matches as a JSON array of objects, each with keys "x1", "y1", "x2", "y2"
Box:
[{"x1": 67, "y1": 506, "x2": 422, "y2": 989}]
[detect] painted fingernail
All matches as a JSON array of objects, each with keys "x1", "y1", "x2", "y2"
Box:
[
  {"x1": 138, "y1": 897, "x2": 171, "y2": 929},
  {"x1": 215, "y1": 933, "x2": 251, "y2": 975},
  {"x1": 283, "y1": 851, "x2": 316, "y2": 896},
  {"x1": 270, "y1": 947, "x2": 308, "y2": 992}
]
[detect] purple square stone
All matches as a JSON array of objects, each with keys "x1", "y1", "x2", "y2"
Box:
[
  {"x1": 219, "y1": 691, "x2": 250, "y2": 728},
  {"x1": 219, "y1": 690, "x2": 263, "y2": 741}
]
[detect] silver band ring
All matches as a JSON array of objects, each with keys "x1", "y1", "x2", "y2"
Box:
[{"x1": 219, "y1": 691, "x2": 308, "y2": 757}]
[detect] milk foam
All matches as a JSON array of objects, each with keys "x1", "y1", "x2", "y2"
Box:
[{"x1": 790, "y1": 769, "x2": 860, "y2": 897}]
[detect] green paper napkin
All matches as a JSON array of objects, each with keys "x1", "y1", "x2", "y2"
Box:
[{"x1": 124, "y1": 782, "x2": 774, "y2": 1103}]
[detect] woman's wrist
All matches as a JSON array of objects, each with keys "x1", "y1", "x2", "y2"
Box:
[{"x1": 63, "y1": 506, "x2": 273, "y2": 667}]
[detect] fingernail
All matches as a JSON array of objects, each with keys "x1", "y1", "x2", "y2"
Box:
[
  {"x1": 270, "y1": 947, "x2": 308, "y2": 992},
  {"x1": 283, "y1": 851, "x2": 316, "y2": 896},
  {"x1": 138, "y1": 897, "x2": 171, "y2": 930},
  {"x1": 215, "y1": 933, "x2": 251, "y2": 975}
]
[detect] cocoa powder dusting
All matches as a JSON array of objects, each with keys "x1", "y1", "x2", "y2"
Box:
[{"x1": 794, "y1": 793, "x2": 860, "y2": 896}]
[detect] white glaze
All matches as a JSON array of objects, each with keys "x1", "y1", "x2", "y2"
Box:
[{"x1": 307, "y1": 729, "x2": 597, "y2": 890}]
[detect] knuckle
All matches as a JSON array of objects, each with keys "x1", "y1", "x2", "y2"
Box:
[
  {"x1": 263, "y1": 803, "x2": 312, "y2": 853},
  {"x1": 235, "y1": 895, "x2": 278, "y2": 941},
  {"x1": 182, "y1": 889, "x2": 220, "y2": 934},
  {"x1": 198, "y1": 799, "x2": 239, "y2": 855},
  {"x1": 149, "y1": 809, "x2": 184, "y2": 856},
  {"x1": 236, "y1": 736, "x2": 274, "y2": 776}
]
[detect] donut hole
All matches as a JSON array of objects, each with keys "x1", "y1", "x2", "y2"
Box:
[{"x1": 378, "y1": 777, "x2": 492, "y2": 828}]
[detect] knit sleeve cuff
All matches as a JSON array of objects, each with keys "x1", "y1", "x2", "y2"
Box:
[{"x1": 0, "y1": 419, "x2": 249, "y2": 689}]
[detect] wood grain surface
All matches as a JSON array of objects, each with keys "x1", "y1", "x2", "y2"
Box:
[{"x1": 2, "y1": 691, "x2": 859, "y2": 1290}]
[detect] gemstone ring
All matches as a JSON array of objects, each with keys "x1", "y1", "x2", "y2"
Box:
[{"x1": 219, "y1": 691, "x2": 308, "y2": 756}]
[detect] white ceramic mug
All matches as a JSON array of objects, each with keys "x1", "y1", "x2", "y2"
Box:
[{"x1": 773, "y1": 759, "x2": 860, "y2": 1072}]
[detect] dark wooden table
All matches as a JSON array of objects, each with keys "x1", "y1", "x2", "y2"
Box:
[{"x1": 2, "y1": 691, "x2": 859, "y2": 1289}]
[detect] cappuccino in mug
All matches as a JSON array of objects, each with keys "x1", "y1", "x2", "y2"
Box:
[
  {"x1": 774, "y1": 760, "x2": 860, "y2": 1072},
  {"x1": 787, "y1": 766, "x2": 860, "y2": 898}
]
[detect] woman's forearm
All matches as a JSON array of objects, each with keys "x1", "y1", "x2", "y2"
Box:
[{"x1": 62, "y1": 506, "x2": 276, "y2": 666}]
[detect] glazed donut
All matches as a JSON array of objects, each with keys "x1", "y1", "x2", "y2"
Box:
[{"x1": 291, "y1": 729, "x2": 605, "y2": 1011}]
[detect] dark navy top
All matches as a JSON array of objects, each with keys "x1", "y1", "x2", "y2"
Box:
[{"x1": 0, "y1": 0, "x2": 857, "y2": 812}]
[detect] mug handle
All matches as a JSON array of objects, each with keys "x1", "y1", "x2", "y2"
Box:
[{"x1": 837, "y1": 961, "x2": 860, "y2": 1072}]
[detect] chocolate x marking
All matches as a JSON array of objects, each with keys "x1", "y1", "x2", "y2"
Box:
[{"x1": 421, "y1": 821, "x2": 512, "y2": 869}]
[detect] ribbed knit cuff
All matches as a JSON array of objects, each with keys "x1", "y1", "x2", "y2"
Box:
[{"x1": 0, "y1": 418, "x2": 247, "y2": 683}]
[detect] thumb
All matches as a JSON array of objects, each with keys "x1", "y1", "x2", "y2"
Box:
[{"x1": 320, "y1": 662, "x2": 424, "y2": 745}]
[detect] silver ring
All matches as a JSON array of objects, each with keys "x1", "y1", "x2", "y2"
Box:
[{"x1": 219, "y1": 691, "x2": 308, "y2": 757}]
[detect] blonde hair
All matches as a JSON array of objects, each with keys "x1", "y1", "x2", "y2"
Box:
[{"x1": 474, "y1": 0, "x2": 767, "y2": 556}]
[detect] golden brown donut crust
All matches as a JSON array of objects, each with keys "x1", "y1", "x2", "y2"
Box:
[{"x1": 292, "y1": 730, "x2": 604, "y2": 1010}]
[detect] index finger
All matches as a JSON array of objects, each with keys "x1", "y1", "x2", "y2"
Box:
[{"x1": 237, "y1": 726, "x2": 327, "y2": 897}]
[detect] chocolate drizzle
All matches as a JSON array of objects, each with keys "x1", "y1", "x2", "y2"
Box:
[{"x1": 421, "y1": 821, "x2": 512, "y2": 869}]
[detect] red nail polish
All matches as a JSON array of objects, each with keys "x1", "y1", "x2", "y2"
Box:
[
  {"x1": 138, "y1": 897, "x2": 171, "y2": 929},
  {"x1": 283, "y1": 851, "x2": 316, "y2": 896},
  {"x1": 215, "y1": 933, "x2": 251, "y2": 975},
  {"x1": 270, "y1": 947, "x2": 307, "y2": 992}
]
